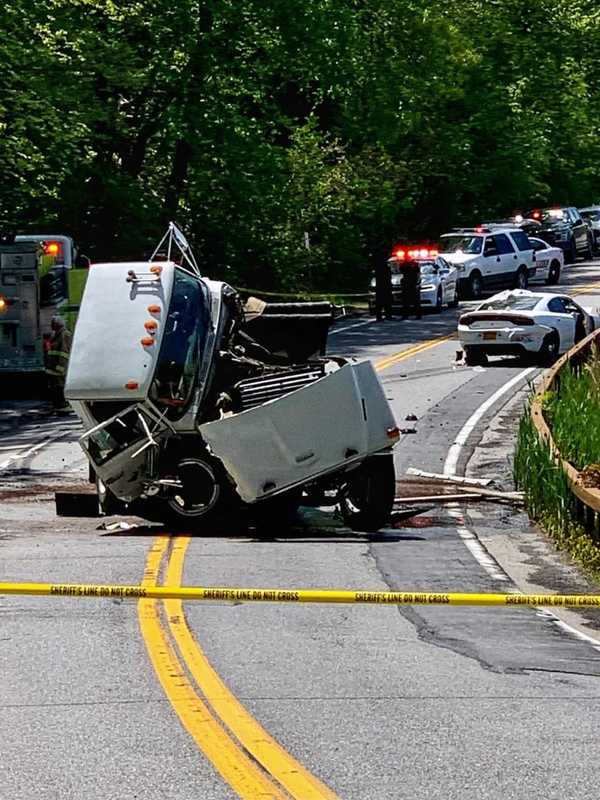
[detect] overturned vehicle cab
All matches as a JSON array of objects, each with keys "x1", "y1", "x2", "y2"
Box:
[{"x1": 65, "y1": 239, "x2": 399, "y2": 532}]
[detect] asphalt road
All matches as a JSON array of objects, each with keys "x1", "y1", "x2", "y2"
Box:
[{"x1": 3, "y1": 261, "x2": 600, "y2": 799}]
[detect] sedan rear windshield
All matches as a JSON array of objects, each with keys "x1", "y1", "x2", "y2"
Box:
[
  {"x1": 439, "y1": 235, "x2": 482, "y2": 254},
  {"x1": 480, "y1": 295, "x2": 541, "y2": 311}
]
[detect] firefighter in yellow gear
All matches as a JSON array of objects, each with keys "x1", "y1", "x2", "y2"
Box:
[{"x1": 45, "y1": 315, "x2": 72, "y2": 410}]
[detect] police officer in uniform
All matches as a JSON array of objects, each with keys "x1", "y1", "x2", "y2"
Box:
[
  {"x1": 399, "y1": 257, "x2": 422, "y2": 320},
  {"x1": 45, "y1": 315, "x2": 72, "y2": 411},
  {"x1": 374, "y1": 250, "x2": 393, "y2": 321}
]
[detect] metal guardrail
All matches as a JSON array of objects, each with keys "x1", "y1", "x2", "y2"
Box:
[{"x1": 530, "y1": 328, "x2": 600, "y2": 530}]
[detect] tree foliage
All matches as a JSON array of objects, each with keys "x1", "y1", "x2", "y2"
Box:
[{"x1": 1, "y1": 0, "x2": 600, "y2": 289}]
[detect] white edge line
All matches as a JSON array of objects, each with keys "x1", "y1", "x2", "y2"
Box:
[
  {"x1": 442, "y1": 367, "x2": 535, "y2": 582},
  {"x1": 330, "y1": 318, "x2": 374, "y2": 335},
  {"x1": 0, "y1": 426, "x2": 74, "y2": 473},
  {"x1": 443, "y1": 367, "x2": 536, "y2": 477},
  {"x1": 442, "y1": 365, "x2": 600, "y2": 649}
]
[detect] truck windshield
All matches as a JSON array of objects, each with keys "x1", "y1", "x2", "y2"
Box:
[{"x1": 151, "y1": 268, "x2": 210, "y2": 417}]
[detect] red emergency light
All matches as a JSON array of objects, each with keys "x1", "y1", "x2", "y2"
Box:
[
  {"x1": 43, "y1": 241, "x2": 62, "y2": 257},
  {"x1": 531, "y1": 210, "x2": 541, "y2": 220},
  {"x1": 393, "y1": 246, "x2": 439, "y2": 260}
]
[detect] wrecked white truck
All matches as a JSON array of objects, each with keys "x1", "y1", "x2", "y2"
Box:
[{"x1": 64, "y1": 226, "x2": 399, "y2": 532}]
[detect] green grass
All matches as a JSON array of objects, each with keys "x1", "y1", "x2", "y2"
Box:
[
  {"x1": 514, "y1": 402, "x2": 600, "y2": 577},
  {"x1": 543, "y1": 355, "x2": 600, "y2": 471}
]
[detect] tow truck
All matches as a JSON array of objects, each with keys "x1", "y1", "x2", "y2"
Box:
[{"x1": 64, "y1": 224, "x2": 399, "y2": 532}]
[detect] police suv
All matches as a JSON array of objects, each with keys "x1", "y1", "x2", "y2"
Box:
[{"x1": 438, "y1": 226, "x2": 535, "y2": 299}]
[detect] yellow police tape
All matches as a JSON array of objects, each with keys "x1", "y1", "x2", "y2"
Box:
[{"x1": 2, "y1": 582, "x2": 600, "y2": 607}]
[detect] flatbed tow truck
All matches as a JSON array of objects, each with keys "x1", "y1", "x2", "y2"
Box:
[{"x1": 63, "y1": 224, "x2": 399, "y2": 531}]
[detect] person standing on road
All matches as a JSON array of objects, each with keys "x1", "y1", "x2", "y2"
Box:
[
  {"x1": 374, "y1": 251, "x2": 394, "y2": 321},
  {"x1": 399, "y1": 257, "x2": 422, "y2": 320},
  {"x1": 45, "y1": 315, "x2": 72, "y2": 411}
]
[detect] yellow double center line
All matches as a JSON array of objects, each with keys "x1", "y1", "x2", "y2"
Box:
[
  {"x1": 139, "y1": 536, "x2": 338, "y2": 799},
  {"x1": 374, "y1": 333, "x2": 456, "y2": 372}
]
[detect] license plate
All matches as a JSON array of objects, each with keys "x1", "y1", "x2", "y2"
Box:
[{"x1": 482, "y1": 332, "x2": 497, "y2": 340}]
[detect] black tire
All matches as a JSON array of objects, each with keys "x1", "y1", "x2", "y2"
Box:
[
  {"x1": 96, "y1": 476, "x2": 128, "y2": 516},
  {"x1": 433, "y1": 288, "x2": 443, "y2": 313},
  {"x1": 565, "y1": 239, "x2": 577, "y2": 264},
  {"x1": 514, "y1": 266, "x2": 528, "y2": 290},
  {"x1": 468, "y1": 271, "x2": 483, "y2": 300},
  {"x1": 545, "y1": 260, "x2": 561, "y2": 285},
  {"x1": 538, "y1": 331, "x2": 560, "y2": 366},
  {"x1": 585, "y1": 236, "x2": 593, "y2": 261},
  {"x1": 339, "y1": 454, "x2": 395, "y2": 532},
  {"x1": 464, "y1": 346, "x2": 488, "y2": 366},
  {"x1": 135, "y1": 457, "x2": 239, "y2": 531},
  {"x1": 448, "y1": 289, "x2": 459, "y2": 308}
]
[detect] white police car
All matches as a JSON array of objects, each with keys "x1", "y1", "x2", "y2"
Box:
[
  {"x1": 369, "y1": 246, "x2": 458, "y2": 313},
  {"x1": 458, "y1": 289, "x2": 600, "y2": 366}
]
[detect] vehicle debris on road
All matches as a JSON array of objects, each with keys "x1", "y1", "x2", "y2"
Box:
[{"x1": 62, "y1": 224, "x2": 400, "y2": 533}]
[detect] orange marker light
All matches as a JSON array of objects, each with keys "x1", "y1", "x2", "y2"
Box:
[
  {"x1": 386, "y1": 426, "x2": 400, "y2": 439},
  {"x1": 0, "y1": 296, "x2": 6, "y2": 313},
  {"x1": 125, "y1": 381, "x2": 139, "y2": 390},
  {"x1": 44, "y1": 241, "x2": 61, "y2": 256},
  {"x1": 141, "y1": 337, "x2": 155, "y2": 346},
  {"x1": 144, "y1": 320, "x2": 158, "y2": 332},
  {"x1": 150, "y1": 265, "x2": 163, "y2": 275},
  {"x1": 147, "y1": 304, "x2": 161, "y2": 314}
]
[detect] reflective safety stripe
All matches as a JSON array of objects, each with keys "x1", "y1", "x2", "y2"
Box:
[
  {"x1": 47, "y1": 350, "x2": 69, "y2": 359},
  {"x1": 45, "y1": 368, "x2": 65, "y2": 376}
]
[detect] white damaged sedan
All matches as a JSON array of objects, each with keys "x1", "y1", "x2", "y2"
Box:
[{"x1": 458, "y1": 290, "x2": 600, "y2": 366}]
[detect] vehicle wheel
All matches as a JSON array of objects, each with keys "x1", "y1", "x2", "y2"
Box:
[
  {"x1": 339, "y1": 454, "x2": 395, "y2": 532},
  {"x1": 433, "y1": 288, "x2": 443, "y2": 313},
  {"x1": 464, "y1": 346, "x2": 488, "y2": 366},
  {"x1": 585, "y1": 236, "x2": 593, "y2": 261},
  {"x1": 545, "y1": 260, "x2": 561, "y2": 285},
  {"x1": 468, "y1": 271, "x2": 483, "y2": 300},
  {"x1": 96, "y1": 476, "x2": 128, "y2": 516},
  {"x1": 514, "y1": 266, "x2": 528, "y2": 290},
  {"x1": 448, "y1": 289, "x2": 459, "y2": 308},
  {"x1": 565, "y1": 240, "x2": 577, "y2": 264},
  {"x1": 538, "y1": 331, "x2": 560, "y2": 366}
]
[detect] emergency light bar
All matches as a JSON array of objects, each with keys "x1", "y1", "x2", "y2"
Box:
[{"x1": 393, "y1": 246, "x2": 439, "y2": 260}]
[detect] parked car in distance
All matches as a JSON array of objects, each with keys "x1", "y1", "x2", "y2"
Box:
[
  {"x1": 369, "y1": 247, "x2": 458, "y2": 313},
  {"x1": 525, "y1": 207, "x2": 592, "y2": 263},
  {"x1": 579, "y1": 206, "x2": 600, "y2": 254},
  {"x1": 457, "y1": 290, "x2": 600, "y2": 366},
  {"x1": 438, "y1": 227, "x2": 534, "y2": 299},
  {"x1": 527, "y1": 236, "x2": 563, "y2": 285}
]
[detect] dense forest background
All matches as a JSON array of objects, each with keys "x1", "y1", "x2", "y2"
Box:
[{"x1": 2, "y1": 0, "x2": 600, "y2": 290}]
